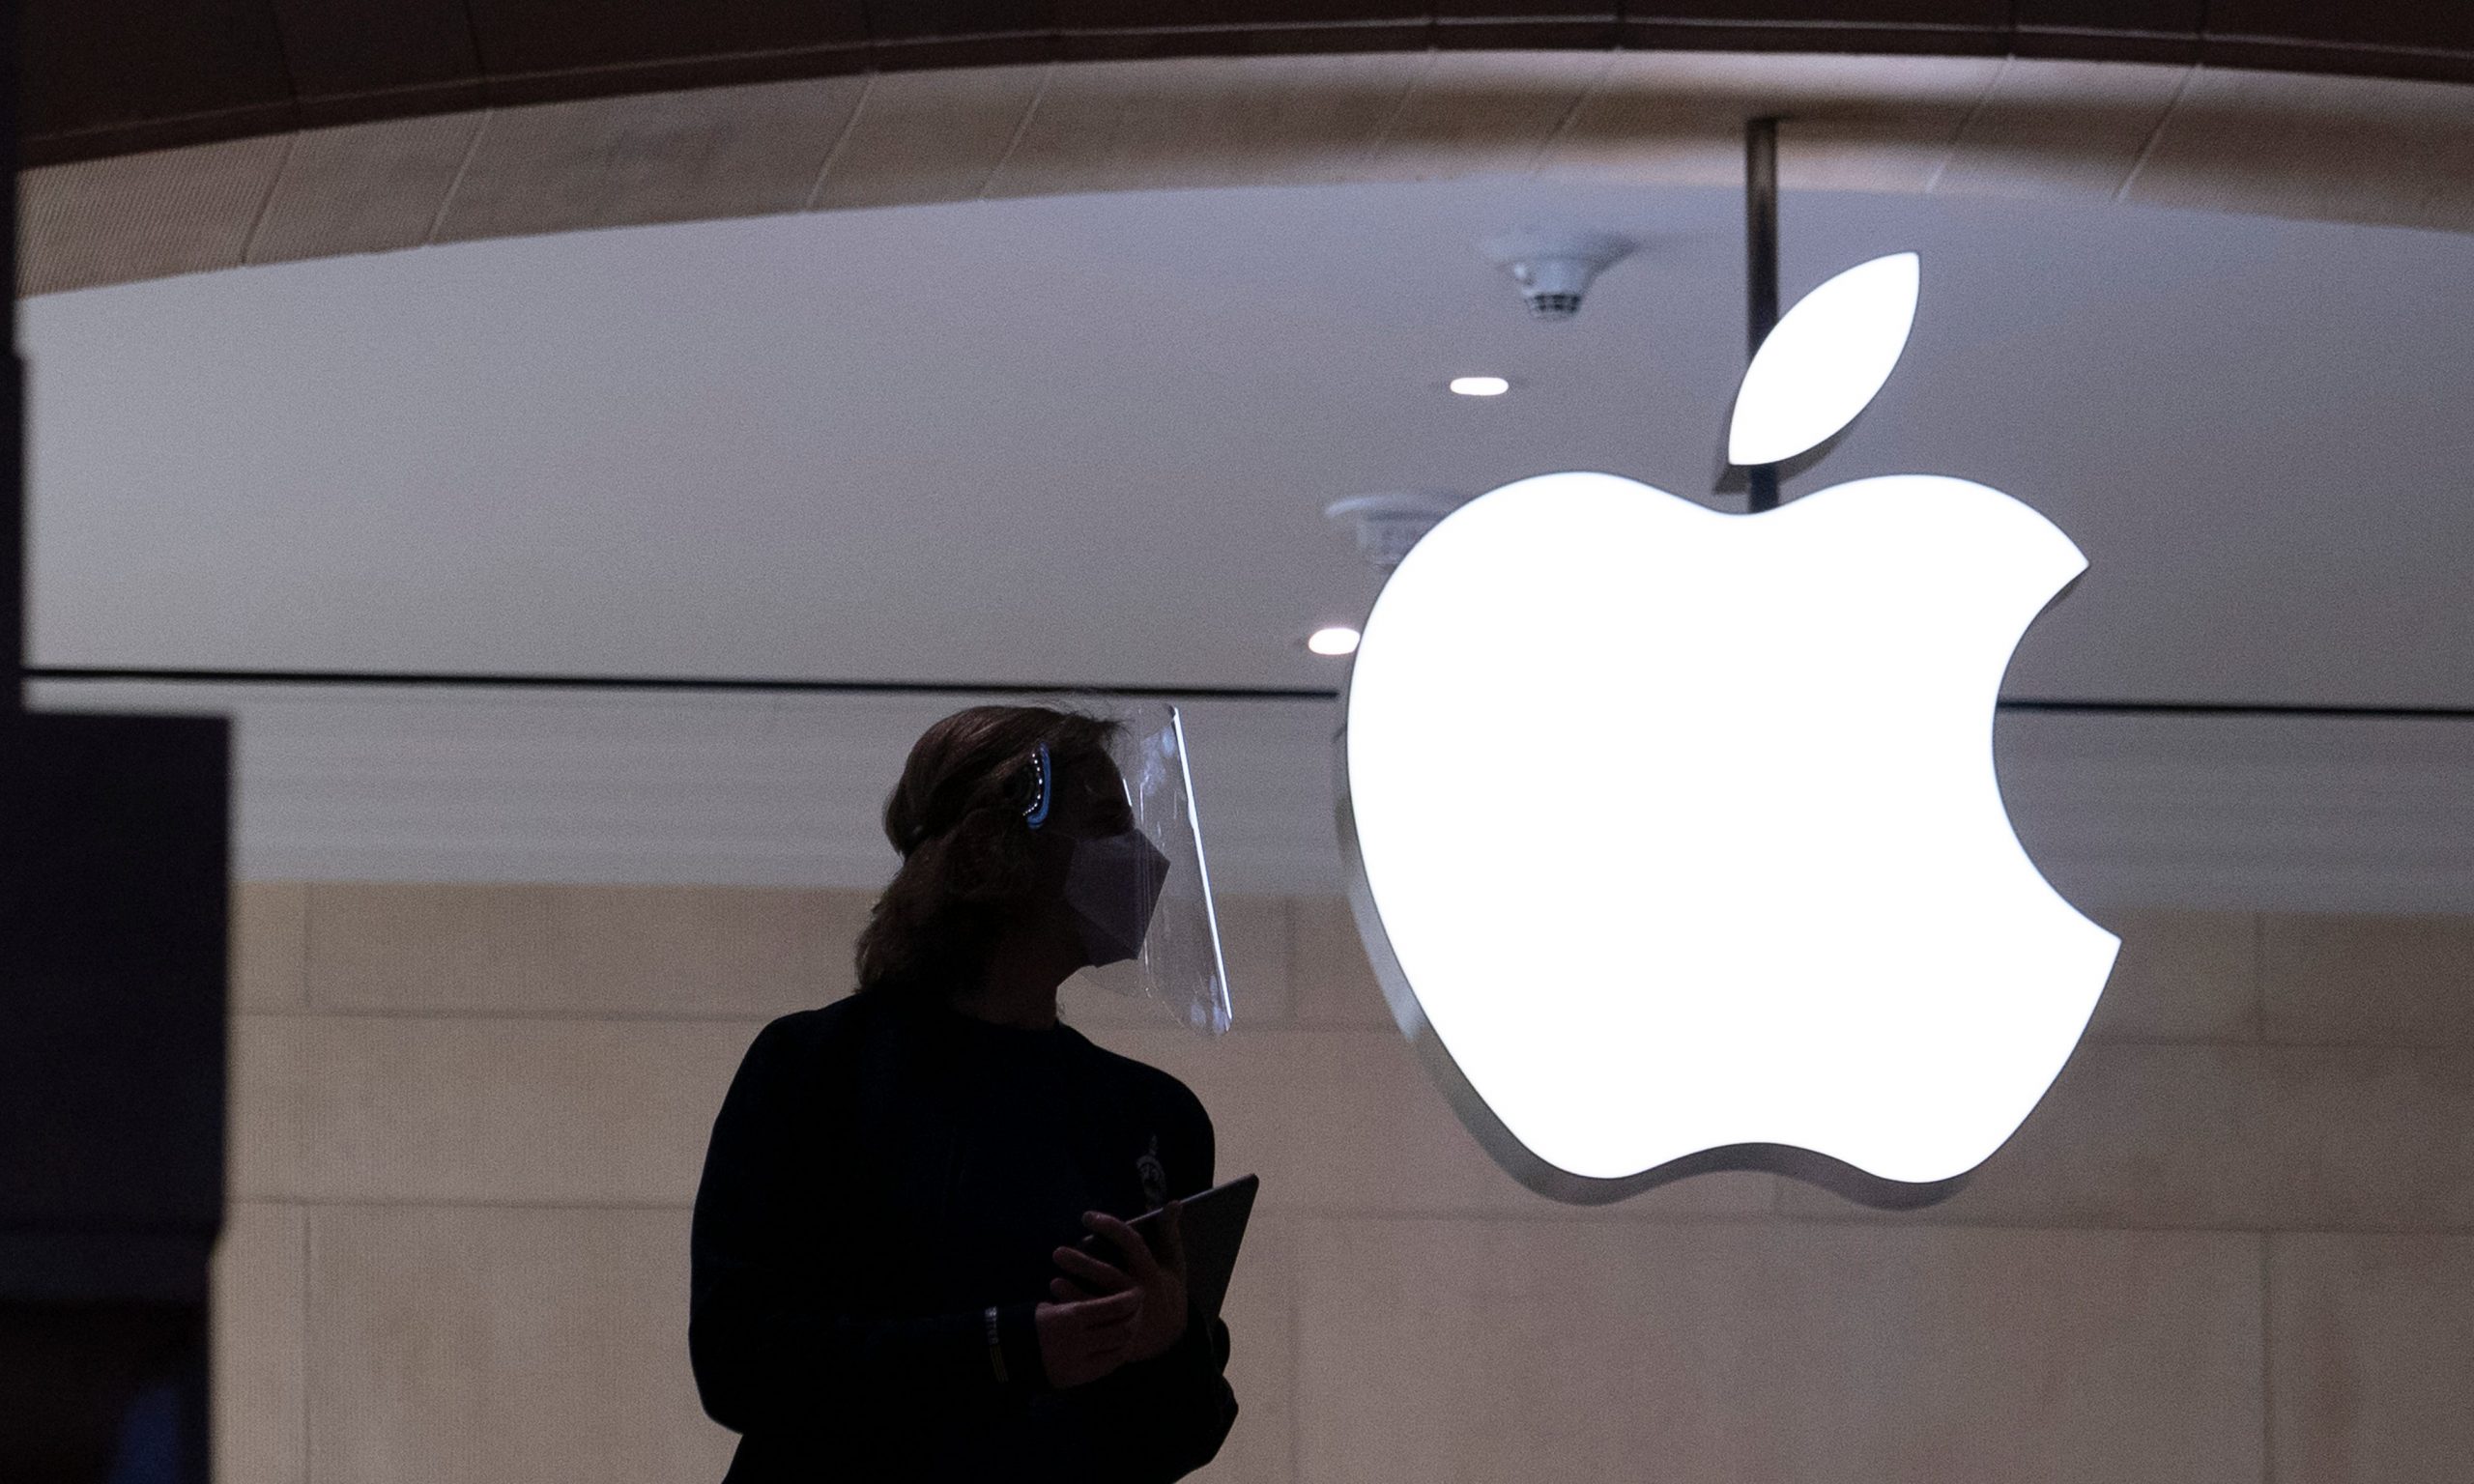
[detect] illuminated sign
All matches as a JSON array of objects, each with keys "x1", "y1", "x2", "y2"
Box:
[{"x1": 1337, "y1": 255, "x2": 2118, "y2": 1205}]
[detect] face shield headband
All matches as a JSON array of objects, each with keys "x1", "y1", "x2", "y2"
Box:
[{"x1": 1015, "y1": 711, "x2": 1232, "y2": 1038}]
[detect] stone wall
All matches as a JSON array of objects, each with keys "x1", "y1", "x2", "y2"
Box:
[{"x1": 216, "y1": 883, "x2": 2474, "y2": 1481}]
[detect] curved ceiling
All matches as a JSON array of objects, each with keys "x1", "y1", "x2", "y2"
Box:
[
  {"x1": 24, "y1": 0, "x2": 2474, "y2": 168},
  {"x1": 25, "y1": 175, "x2": 2474, "y2": 710},
  {"x1": 26, "y1": 48, "x2": 2474, "y2": 305}
]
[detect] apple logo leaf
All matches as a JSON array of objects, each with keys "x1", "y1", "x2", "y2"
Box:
[{"x1": 1727, "y1": 251, "x2": 1921, "y2": 469}]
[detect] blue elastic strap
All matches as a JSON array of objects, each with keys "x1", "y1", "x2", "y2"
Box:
[{"x1": 1022, "y1": 743, "x2": 1053, "y2": 829}]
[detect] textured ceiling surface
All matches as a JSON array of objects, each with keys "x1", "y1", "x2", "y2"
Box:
[
  {"x1": 25, "y1": 0, "x2": 2474, "y2": 166},
  {"x1": 26, "y1": 176, "x2": 2474, "y2": 709}
]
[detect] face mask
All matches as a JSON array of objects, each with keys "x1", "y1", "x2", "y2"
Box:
[{"x1": 1063, "y1": 829, "x2": 1172, "y2": 968}]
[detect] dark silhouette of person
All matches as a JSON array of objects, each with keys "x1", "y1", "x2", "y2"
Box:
[{"x1": 690, "y1": 706, "x2": 1238, "y2": 1482}]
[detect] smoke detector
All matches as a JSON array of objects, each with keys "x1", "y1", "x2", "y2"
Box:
[
  {"x1": 1481, "y1": 228, "x2": 1637, "y2": 321},
  {"x1": 1324, "y1": 490, "x2": 1469, "y2": 569}
]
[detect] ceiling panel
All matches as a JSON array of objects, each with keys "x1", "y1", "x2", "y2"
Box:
[{"x1": 22, "y1": 177, "x2": 2474, "y2": 709}]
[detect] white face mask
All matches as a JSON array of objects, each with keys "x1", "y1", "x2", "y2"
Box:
[{"x1": 1062, "y1": 829, "x2": 1172, "y2": 968}]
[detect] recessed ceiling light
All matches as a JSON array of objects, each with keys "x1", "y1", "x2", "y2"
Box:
[
  {"x1": 1448, "y1": 376, "x2": 1511, "y2": 398},
  {"x1": 1307, "y1": 625, "x2": 1363, "y2": 657}
]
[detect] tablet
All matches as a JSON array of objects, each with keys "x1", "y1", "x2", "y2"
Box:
[{"x1": 1078, "y1": 1173, "x2": 1259, "y2": 1318}]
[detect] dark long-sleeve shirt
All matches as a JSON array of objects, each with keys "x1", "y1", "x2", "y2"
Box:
[{"x1": 689, "y1": 989, "x2": 1237, "y2": 1482}]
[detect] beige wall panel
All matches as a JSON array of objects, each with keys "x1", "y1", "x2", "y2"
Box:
[
  {"x1": 1932, "y1": 59, "x2": 2186, "y2": 202},
  {"x1": 237, "y1": 1014, "x2": 754, "y2": 1204},
  {"x1": 2256, "y1": 1046, "x2": 2474, "y2": 1231},
  {"x1": 978, "y1": 58, "x2": 1175, "y2": 199},
  {"x1": 1056, "y1": 892, "x2": 1294, "y2": 1028},
  {"x1": 316, "y1": 879, "x2": 1281, "y2": 1020},
  {"x1": 1543, "y1": 52, "x2": 2001, "y2": 194},
  {"x1": 1363, "y1": 51, "x2": 1608, "y2": 184},
  {"x1": 307, "y1": 1205, "x2": 736, "y2": 1484},
  {"x1": 305, "y1": 1202, "x2": 1275, "y2": 1484},
  {"x1": 215, "y1": 1201, "x2": 308, "y2": 1484},
  {"x1": 249, "y1": 113, "x2": 484, "y2": 266},
  {"x1": 2260, "y1": 913, "x2": 2474, "y2": 1045},
  {"x1": 1781, "y1": 1041, "x2": 2474, "y2": 1229},
  {"x1": 2271, "y1": 1233, "x2": 2474, "y2": 1483},
  {"x1": 434, "y1": 79, "x2": 868, "y2": 243},
  {"x1": 233, "y1": 1013, "x2": 314, "y2": 1200},
  {"x1": 1537, "y1": 53, "x2": 1747, "y2": 187},
  {"x1": 1780, "y1": 1042, "x2": 2263, "y2": 1226},
  {"x1": 1298, "y1": 1217, "x2": 2262, "y2": 1484},
  {"x1": 1095, "y1": 1026, "x2": 1776, "y2": 1220},
  {"x1": 196, "y1": 892, "x2": 2474, "y2": 1484},
  {"x1": 1289, "y1": 896, "x2": 1389, "y2": 1029},
  {"x1": 305, "y1": 882, "x2": 870, "y2": 1015},
  {"x1": 2086, "y1": 907, "x2": 2259, "y2": 1042},
  {"x1": 811, "y1": 67, "x2": 1049, "y2": 211},
  {"x1": 18, "y1": 135, "x2": 292, "y2": 295},
  {"x1": 2128, "y1": 69, "x2": 2474, "y2": 234},
  {"x1": 988, "y1": 53, "x2": 1422, "y2": 198},
  {"x1": 306, "y1": 882, "x2": 558, "y2": 1010},
  {"x1": 236, "y1": 881, "x2": 310, "y2": 1010},
  {"x1": 692, "y1": 885, "x2": 873, "y2": 1010},
  {"x1": 1196, "y1": 1213, "x2": 1297, "y2": 1484}
]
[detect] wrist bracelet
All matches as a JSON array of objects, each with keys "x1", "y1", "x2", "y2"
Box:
[{"x1": 984, "y1": 1305, "x2": 1009, "y2": 1384}]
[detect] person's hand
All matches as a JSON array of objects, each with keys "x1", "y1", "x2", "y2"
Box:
[
  {"x1": 1033, "y1": 1286, "x2": 1142, "y2": 1388},
  {"x1": 1050, "y1": 1201, "x2": 1189, "y2": 1364}
]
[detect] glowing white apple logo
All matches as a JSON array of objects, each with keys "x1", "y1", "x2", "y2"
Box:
[{"x1": 1337, "y1": 252, "x2": 2118, "y2": 1206}]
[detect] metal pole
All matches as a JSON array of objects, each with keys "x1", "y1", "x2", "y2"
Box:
[{"x1": 1744, "y1": 116, "x2": 1781, "y2": 514}]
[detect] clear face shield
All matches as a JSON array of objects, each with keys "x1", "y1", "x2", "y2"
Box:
[{"x1": 1025, "y1": 703, "x2": 1232, "y2": 1038}]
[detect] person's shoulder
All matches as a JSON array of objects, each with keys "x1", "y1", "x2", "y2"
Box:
[
  {"x1": 746, "y1": 993, "x2": 884, "y2": 1061},
  {"x1": 1071, "y1": 1031, "x2": 1212, "y2": 1132}
]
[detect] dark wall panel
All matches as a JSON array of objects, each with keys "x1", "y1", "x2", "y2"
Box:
[
  {"x1": 868, "y1": 0, "x2": 1059, "y2": 43},
  {"x1": 0, "y1": 711, "x2": 230, "y2": 1483},
  {"x1": 1059, "y1": 0, "x2": 1424, "y2": 25},
  {"x1": 2013, "y1": 0, "x2": 2202, "y2": 62},
  {"x1": 0, "y1": 713, "x2": 229, "y2": 1255},
  {"x1": 1627, "y1": 0, "x2": 2007, "y2": 20},
  {"x1": 2208, "y1": 1, "x2": 2474, "y2": 83},
  {"x1": 270, "y1": 0, "x2": 484, "y2": 121},
  {"x1": 1619, "y1": 0, "x2": 2010, "y2": 55},
  {"x1": 463, "y1": 0, "x2": 868, "y2": 77},
  {"x1": 866, "y1": 0, "x2": 1066, "y2": 69},
  {"x1": 2212, "y1": 0, "x2": 2474, "y2": 52},
  {"x1": 2014, "y1": 0, "x2": 2202, "y2": 35},
  {"x1": 18, "y1": 0, "x2": 292, "y2": 151},
  {"x1": 1051, "y1": 0, "x2": 1431, "y2": 61},
  {"x1": 1434, "y1": 3, "x2": 1621, "y2": 52}
]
